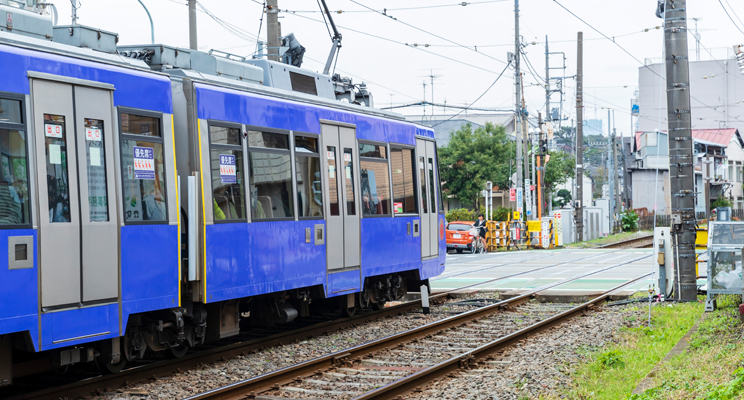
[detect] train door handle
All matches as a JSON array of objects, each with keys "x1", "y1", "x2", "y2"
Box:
[
  {"x1": 413, "y1": 220, "x2": 420, "y2": 237},
  {"x1": 407, "y1": 222, "x2": 411, "y2": 235},
  {"x1": 314, "y1": 224, "x2": 325, "y2": 245}
]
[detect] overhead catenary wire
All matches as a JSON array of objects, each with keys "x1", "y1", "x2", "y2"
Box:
[
  {"x1": 430, "y1": 61, "x2": 512, "y2": 128},
  {"x1": 347, "y1": 0, "x2": 508, "y2": 65},
  {"x1": 552, "y1": 0, "x2": 744, "y2": 127},
  {"x1": 719, "y1": 0, "x2": 744, "y2": 37},
  {"x1": 284, "y1": 12, "x2": 510, "y2": 76},
  {"x1": 279, "y1": 1, "x2": 508, "y2": 14}
]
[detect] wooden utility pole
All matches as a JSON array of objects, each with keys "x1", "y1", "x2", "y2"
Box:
[
  {"x1": 575, "y1": 32, "x2": 584, "y2": 242},
  {"x1": 188, "y1": 0, "x2": 197, "y2": 50},
  {"x1": 267, "y1": 0, "x2": 281, "y2": 61},
  {"x1": 662, "y1": 0, "x2": 697, "y2": 301}
]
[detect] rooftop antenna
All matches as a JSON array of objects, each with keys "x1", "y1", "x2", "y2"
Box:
[
  {"x1": 422, "y1": 81, "x2": 427, "y2": 121},
  {"x1": 419, "y1": 69, "x2": 443, "y2": 116},
  {"x1": 692, "y1": 18, "x2": 701, "y2": 61},
  {"x1": 71, "y1": 0, "x2": 79, "y2": 25},
  {"x1": 319, "y1": 0, "x2": 342, "y2": 75}
]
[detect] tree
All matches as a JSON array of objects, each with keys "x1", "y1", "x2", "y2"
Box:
[
  {"x1": 438, "y1": 123, "x2": 515, "y2": 209},
  {"x1": 543, "y1": 150, "x2": 575, "y2": 194},
  {"x1": 553, "y1": 189, "x2": 572, "y2": 208}
]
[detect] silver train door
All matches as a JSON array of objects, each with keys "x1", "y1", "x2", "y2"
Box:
[
  {"x1": 416, "y1": 138, "x2": 439, "y2": 258},
  {"x1": 32, "y1": 79, "x2": 119, "y2": 308},
  {"x1": 321, "y1": 123, "x2": 361, "y2": 271}
]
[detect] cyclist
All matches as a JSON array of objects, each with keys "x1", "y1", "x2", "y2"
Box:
[{"x1": 473, "y1": 213, "x2": 487, "y2": 252}]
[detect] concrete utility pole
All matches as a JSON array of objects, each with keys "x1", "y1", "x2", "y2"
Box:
[
  {"x1": 545, "y1": 36, "x2": 550, "y2": 124},
  {"x1": 267, "y1": 0, "x2": 281, "y2": 62},
  {"x1": 514, "y1": 0, "x2": 523, "y2": 218},
  {"x1": 575, "y1": 32, "x2": 584, "y2": 242},
  {"x1": 188, "y1": 0, "x2": 197, "y2": 50},
  {"x1": 662, "y1": 0, "x2": 697, "y2": 301},
  {"x1": 522, "y1": 77, "x2": 530, "y2": 219},
  {"x1": 608, "y1": 109, "x2": 614, "y2": 233},
  {"x1": 613, "y1": 127, "x2": 620, "y2": 227}
]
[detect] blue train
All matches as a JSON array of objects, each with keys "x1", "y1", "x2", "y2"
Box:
[{"x1": 0, "y1": 3, "x2": 444, "y2": 383}]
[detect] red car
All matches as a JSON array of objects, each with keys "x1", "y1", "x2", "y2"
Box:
[{"x1": 445, "y1": 221, "x2": 476, "y2": 254}]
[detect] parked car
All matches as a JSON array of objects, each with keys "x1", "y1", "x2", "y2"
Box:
[{"x1": 446, "y1": 221, "x2": 476, "y2": 253}]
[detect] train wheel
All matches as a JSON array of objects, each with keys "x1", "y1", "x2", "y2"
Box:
[
  {"x1": 99, "y1": 358, "x2": 126, "y2": 374},
  {"x1": 167, "y1": 343, "x2": 190, "y2": 359},
  {"x1": 341, "y1": 305, "x2": 357, "y2": 317}
]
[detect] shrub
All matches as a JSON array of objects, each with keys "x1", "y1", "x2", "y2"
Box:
[
  {"x1": 445, "y1": 208, "x2": 476, "y2": 222},
  {"x1": 621, "y1": 210, "x2": 639, "y2": 232},
  {"x1": 493, "y1": 206, "x2": 512, "y2": 221}
]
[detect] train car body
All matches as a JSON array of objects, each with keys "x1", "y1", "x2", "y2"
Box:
[{"x1": 0, "y1": 4, "x2": 444, "y2": 386}]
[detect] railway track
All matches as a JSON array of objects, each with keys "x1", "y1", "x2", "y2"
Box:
[
  {"x1": 599, "y1": 234, "x2": 654, "y2": 249},
  {"x1": 183, "y1": 255, "x2": 651, "y2": 400},
  {"x1": 10, "y1": 250, "x2": 646, "y2": 400}
]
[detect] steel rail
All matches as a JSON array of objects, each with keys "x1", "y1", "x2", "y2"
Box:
[
  {"x1": 599, "y1": 235, "x2": 654, "y2": 249},
  {"x1": 184, "y1": 254, "x2": 651, "y2": 400},
  {"x1": 353, "y1": 272, "x2": 652, "y2": 399},
  {"x1": 13, "y1": 250, "x2": 626, "y2": 400}
]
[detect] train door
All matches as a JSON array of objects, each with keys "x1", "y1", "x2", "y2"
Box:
[
  {"x1": 416, "y1": 138, "x2": 439, "y2": 258},
  {"x1": 32, "y1": 79, "x2": 119, "y2": 308},
  {"x1": 321, "y1": 123, "x2": 361, "y2": 271}
]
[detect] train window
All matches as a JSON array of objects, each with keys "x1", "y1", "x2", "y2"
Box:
[
  {"x1": 210, "y1": 125, "x2": 241, "y2": 146},
  {"x1": 248, "y1": 133, "x2": 294, "y2": 220},
  {"x1": 428, "y1": 158, "x2": 436, "y2": 212},
  {"x1": 120, "y1": 113, "x2": 161, "y2": 137},
  {"x1": 209, "y1": 125, "x2": 245, "y2": 221},
  {"x1": 119, "y1": 112, "x2": 167, "y2": 223},
  {"x1": 327, "y1": 146, "x2": 339, "y2": 216},
  {"x1": 343, "y1": 148, "x2": 357, "y2": 216},
  {"x1": 43, "y1": 114, "x2": 71, "y2": 223},
  {"x1": 359, "y1": 143, "x2": 387, "y2": 159},
  {"x1": 295, "y1": 136, "x2": 318, "y2": 153},
  {"x1": 0, "y1": 99, "x2": 22, "y2": 124},
  {"x1": 390, "y1": 147, "x2": 418, "y2": 214},
  {"x1": 295, "y1": 137, "x2": 323, "y2": 218},
  {"x1": 419, "y1": 156, "x2": 428, "y2": 214},
  {"x1": 247, "y1": 130, "x2": 289, "y2": 150},
  {"x1": 435, "y1": 148, "x2": 444, "y2": 214},
  {"x1": 84, "y1": 119, "x2": 109, "y2": 222},
  {"x1": 359, "y1": 150, "x2": 390, "y2": 216}
]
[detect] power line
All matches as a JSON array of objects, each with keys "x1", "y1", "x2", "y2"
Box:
[
  {"x1": 284, "y1": 12, "x2": 509, "y2": 76},
  {"x1": 280, "y1": 1, "x2": 508, "y2": 14},
  {"x1": 431, "y1": 61, "x2": 512, "y2": 128},
  {"x1": 552, "y1": 0, "x2": 744, "y2": 126},
  {"x1": 347, "y1": 0, "x2": 508, "y2": 65},
  {"x1": 718, "y1": 0, "x2": 744, "y2": 37},
  {"x1": 724, "y1": 0, "x2": 744, "y2": 28}
]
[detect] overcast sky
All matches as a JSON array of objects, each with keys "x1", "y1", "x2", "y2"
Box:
[{"x1": 48, "y1": 0, "x2": 744, "y2": 138}]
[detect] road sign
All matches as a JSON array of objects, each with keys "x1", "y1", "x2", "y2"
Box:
[
  {"x1": 513, "y1": 211, "x2": 520, "y2": 220},
  {"x1": 516, "y1": 188, "x2": 523, "y2": 213},
  {"x1": 509, "y1": 188, "x2": 516, "y2": 201}
]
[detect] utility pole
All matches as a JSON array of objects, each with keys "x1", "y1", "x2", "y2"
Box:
[
  {"x1": 267, "y1": 0, "x2": 281, "y2": 62},
  {"x1": 514, "y1": 0, "x2": 523, "y2": 220},
  {"x1": 522, "y1": 76, "x2": 530, "y2": 220},
  {"x1": 661, "y1": 0, "x2": 697, "y2": 301},
  {"x1": 538, "y1": 113, "x2": 545, "y2": 221},
  {"x1": 575, "y1": 32, "x2": 584, "y2": 242},
  {"x1": 188, "y1": 0, "x2": 197, "y2": 50},
  {"x1": 608, "y1": 109, "x2": 614, "y2": 234},
  {"x1": 545, "y1": 36, "x2": 550, "y2": 124},
  {"x1": 613, "y1": 127, "x2": 620, "y2": 229}
]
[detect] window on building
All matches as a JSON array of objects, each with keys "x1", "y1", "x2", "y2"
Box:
[
  {"x1": 390, "y1": 147, "x2": 417, "y2": 214},
  {"x1": 0, "y1": 95, "x2": 30, "y2": 226},
  {"x1": 248, "y1": 130, "x2": 293, "y2": 220},
  {"x1": 359, "y1": 142, "x2": 390, "y2": 216},
  {"x1": 120, "y1": 112, "x2": 167, "y2": 223},
  {"x1": 295, "y1": 136, "x2": 323, "y2": 218},
  {"x1": 209, "y1": 124, "x2": 245, "y2": 221}
]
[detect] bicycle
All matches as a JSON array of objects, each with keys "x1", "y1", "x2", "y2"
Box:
[{"x1": 469, "y1": 227, "x2": 487, "y2": 254}]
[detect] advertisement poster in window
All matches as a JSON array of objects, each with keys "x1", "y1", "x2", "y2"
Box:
[
  {"x1": 220, "y1": 154, "x2": 236, "y2": 183},
  {"x1": 394, "y1": 202, "x2": 403, "y2": 214},
  {"x1": 86, "y1": 123, "x2": 107, "y2": 221},
  {"x1": 133, "y1": 146, "x2": 155, "y2": 180}
]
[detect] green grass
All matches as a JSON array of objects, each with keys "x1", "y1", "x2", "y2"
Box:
[
  {"x1": 565, "y1": 231, "x2": 652, "y2": 249},
  {"x1": 542, "y1": 299, "x2": 703, "y2": 399},
  {"x1": 625, "y1": 295, "x2": 744, "y2": 400}
]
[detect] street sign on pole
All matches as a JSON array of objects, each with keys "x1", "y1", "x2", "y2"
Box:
[{"x1": 516, "y1": 188, "x2": 523, "y2": 213}]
